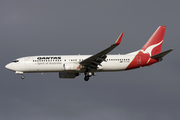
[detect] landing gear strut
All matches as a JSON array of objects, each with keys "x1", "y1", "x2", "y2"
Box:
[{"x1": 15, "y1": 71, "x2": 25, "y2": 79}]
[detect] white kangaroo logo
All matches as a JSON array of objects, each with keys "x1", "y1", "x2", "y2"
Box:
[{"x1": 140, "y1": 40, "x2": 163, "y2": 63}]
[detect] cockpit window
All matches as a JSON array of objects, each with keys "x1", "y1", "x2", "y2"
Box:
[{"x1": 12, "y1": 60, "x2": 19, "y2": 63}]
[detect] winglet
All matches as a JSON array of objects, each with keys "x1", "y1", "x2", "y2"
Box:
[{"x1": 115, "y1": 33, "x2": 124, "y2": 45}]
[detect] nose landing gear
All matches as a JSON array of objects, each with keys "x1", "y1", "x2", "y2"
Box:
[
  {"x1": 15, "y1": 71, "x2": 25, "y2": 79},
  {"x1": 21, "y1": 75, "x2": 25, "y2": 79}
]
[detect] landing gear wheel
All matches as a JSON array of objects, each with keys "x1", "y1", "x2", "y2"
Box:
[
  {"x1": 21, "y1": 75, "x2": 25, "y2": 79},
  {"x1": 84, "y1": 76, "x2": 89, "y2": 81}
]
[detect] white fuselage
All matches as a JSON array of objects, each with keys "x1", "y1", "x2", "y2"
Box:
[
  {"x1": 5, "y1": 26, "x2": 172, "y2": 81},
  {"x1": 5, "y1": 52, "x2": 138, "y2": 74}
]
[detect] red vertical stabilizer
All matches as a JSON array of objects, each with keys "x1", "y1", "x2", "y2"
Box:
[
  {"x1": 141, "y1": 26, "x2": 166, "y2": 56},
  {"x1": 126, "y1": 26, "x2": 166, "y2": 70}
]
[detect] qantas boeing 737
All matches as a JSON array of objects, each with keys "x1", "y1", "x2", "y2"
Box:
[{"x1": 5, "y1": 26, "x2": 173, "y2": 81}]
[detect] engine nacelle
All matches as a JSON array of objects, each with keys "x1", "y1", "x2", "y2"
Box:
[
  {"x1": 59, "y1": 72, "x2": 79, "y2": 78},
  {"x1": 63, "y1": 63, "x2": 82, "y2": 71}
]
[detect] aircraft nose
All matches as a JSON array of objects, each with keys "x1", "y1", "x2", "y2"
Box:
[{"x1": 5, "y1": 63, "x2": 13, "y2": 70}]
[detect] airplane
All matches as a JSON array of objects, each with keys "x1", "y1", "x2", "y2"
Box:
[{"x1": 5, "y1": 26, "x2": 173, "y2": 81}]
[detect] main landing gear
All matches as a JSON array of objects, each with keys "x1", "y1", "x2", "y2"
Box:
[
  {"x1": 84, "y1": 71, "x2": 96, "y2": 81},
  {"x1": 84, "y1": 76, "x2": 89, "y2": 81}
]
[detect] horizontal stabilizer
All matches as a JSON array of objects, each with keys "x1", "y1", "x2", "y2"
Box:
[{"x1": 150, "y1": 49, "x2": 173, "y2": 59}]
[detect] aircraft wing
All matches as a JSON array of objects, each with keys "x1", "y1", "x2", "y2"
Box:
[{"x1": 80, "y1": 33, "x2": 124, "y2": 69}]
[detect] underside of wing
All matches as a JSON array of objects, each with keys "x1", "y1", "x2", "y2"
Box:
[{"x1": 80, "y1": 33, "x2": 124, "y2": 69}]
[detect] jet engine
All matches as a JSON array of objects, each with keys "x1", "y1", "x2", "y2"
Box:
[
  {"x1": 63, "y1": 63, "x2": 82, "y2": 71},
  {"x1": 59, "y1": 72, "x2": 79, "y2": 78}
]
